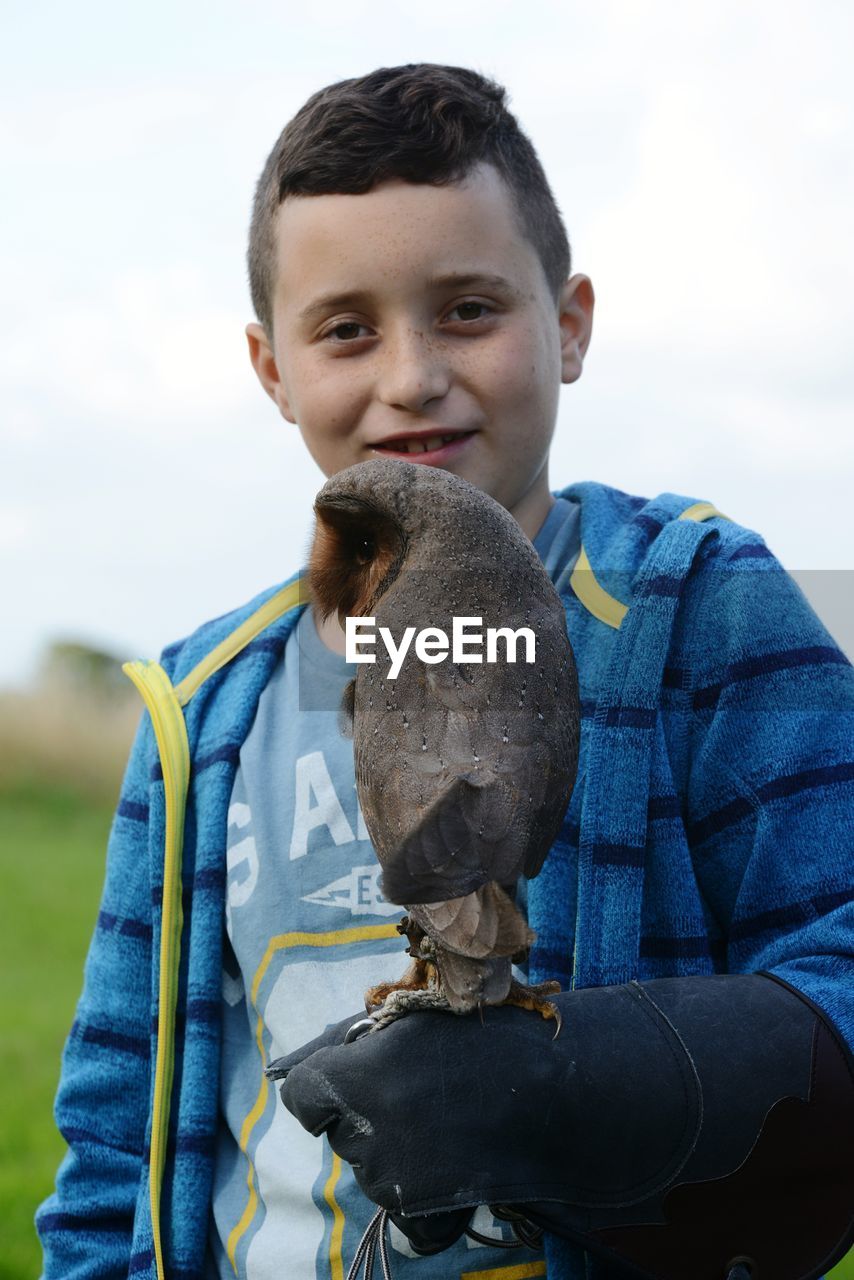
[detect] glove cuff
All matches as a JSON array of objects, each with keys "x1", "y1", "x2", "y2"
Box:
[{"x1": 528, "y1": 973, "x2": 854, "y2": 1280}]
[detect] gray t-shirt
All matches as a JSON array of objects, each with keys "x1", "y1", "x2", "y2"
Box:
[{"x1": 207, "y1": 497, "x2": 580, "y2": 1279}]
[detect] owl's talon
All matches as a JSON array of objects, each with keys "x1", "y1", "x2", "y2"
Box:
[
  {"x1": 503, "y1": 977, "x2": 563, "y2": 1034},
  {"x1": 344, "y1": 1017, "x2": 376, "y2": 1044}
]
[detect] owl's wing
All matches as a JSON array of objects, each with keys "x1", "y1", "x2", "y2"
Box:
[
  {"x1": 378, "y1": 772, "x2": 494, "y2": 905},
  {"x1": 360, "y1": 635, "x2": 579, "y2": 902},
  {"x1": 377, "y1": 746, "x2": 559, "y2": 905}
]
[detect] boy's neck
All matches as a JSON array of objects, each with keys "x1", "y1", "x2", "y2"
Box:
[
  {"x1": 313, "y1": 607, "x2": 350, "y2": 656},
  {"x1": 311, "y1": 491, "x2": 556, "y2": 657},
  {"x1": 512, "y1": 483, "x2": 555, "y2": 545}
]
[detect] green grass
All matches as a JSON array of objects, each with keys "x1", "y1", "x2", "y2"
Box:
[
  {"x1": 0, "y1": 785, "x2": 113, "y2": 1279},
  {"x1": 834, "y1": 1251, "x2": 854, "y2": 1279},
  {"x1": 2, "y1": 782, "x2": 852, "y2": 1280}
]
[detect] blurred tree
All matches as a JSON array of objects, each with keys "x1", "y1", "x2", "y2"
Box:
[{"x1": 38, "y1": 639, "x2": 132, "y2": 703}]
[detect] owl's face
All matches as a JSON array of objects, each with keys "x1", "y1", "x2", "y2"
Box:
[
  {"x1": 246, "y1": 162, "x2": 594, "y2": 542},
  {"x1": 309, "y1": 487, "x2": 407, "y2": 623}
]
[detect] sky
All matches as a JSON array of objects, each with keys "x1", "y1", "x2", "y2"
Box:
[{"x1": 2, "y1": 0, "x2": 852, "y2": 686}]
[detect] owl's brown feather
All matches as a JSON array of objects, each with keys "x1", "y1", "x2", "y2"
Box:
[{"x1": 412, "y1": 882, "x2": 533, "y2": 959}]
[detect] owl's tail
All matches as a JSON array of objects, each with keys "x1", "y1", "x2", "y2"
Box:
[{"x1": 415, "y1": 882, "x2": 535, "y2": 1013}]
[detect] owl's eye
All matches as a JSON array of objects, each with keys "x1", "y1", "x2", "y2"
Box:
[{"x1": 354, "y1": 535, "x2": 375, "y2": 565}]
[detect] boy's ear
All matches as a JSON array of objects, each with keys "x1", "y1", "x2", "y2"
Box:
[
  {"x1": 558, "y1": 274, "x2": 595, "y2": 385},
  {"x1": 246, "y1": 322, "x2": 296, "y2": 423}
]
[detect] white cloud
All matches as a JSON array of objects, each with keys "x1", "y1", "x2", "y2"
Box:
[
  {"x1": 0, "y1": 85, "x2": 210, "y2": 166},
  {"x1": 2, "y1": 266, "x2": 252, "y2": 437},
  {"x1": 0, "y1": 508, "x2": 36, "y2": 553}
]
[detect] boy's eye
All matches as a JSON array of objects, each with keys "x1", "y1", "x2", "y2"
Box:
[
  {"x1": 325, "y1": 321, "x2": 368, "y2": 343},
  {"x1": 449, "y1": 301, "x2": 490, "y2": 322},
  {"x1": 321, "y1": 300, "x2": 491, "y2": 344}
]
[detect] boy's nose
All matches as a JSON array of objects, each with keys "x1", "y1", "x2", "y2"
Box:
[{"x1": 376, "y1": 329, "x2": 451, "y2": 411}]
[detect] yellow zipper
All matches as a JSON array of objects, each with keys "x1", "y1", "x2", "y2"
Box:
[
  {"x1": 173, "y1": 580, "x2": 304, "y2": 707},
  {"x1": 568, "y1": 506, "x2": 727, "y2": 633},
  {"x1": 569, "y1": 546, "x2": 628, "y2": 630},
  {"x1": 678, "y1": 501, "x2": 727, "y2": 523},
  {"x1": 122, "y1": 659, "x2": 191, "y2": 1280},
  {"x1": 121, "y1": 580, "x2": 305, "y2": 1276}
]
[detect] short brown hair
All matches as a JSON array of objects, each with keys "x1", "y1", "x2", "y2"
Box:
[{"x1": 247, "y1": 63, "x2": 571, "y2": 337}]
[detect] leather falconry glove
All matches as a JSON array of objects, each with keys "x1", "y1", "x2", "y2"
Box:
[{"x1": 268, "y1": 973, "x2": 854, "y2": 1280}]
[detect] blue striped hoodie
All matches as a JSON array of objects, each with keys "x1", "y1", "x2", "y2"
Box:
[{"x1": 36, "y1": 481, "x2": 854, "y2": 1280}]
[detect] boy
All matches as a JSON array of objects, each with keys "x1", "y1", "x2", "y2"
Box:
[{"x1": 37, "y1": 63, "x2": 853, "y2": 1280}]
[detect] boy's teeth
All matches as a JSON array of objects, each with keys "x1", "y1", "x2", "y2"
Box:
[
  {"x1": 383, "y1": 433, "x2": 464, "y2": 454},
  {"x1": 401, "y1": 435, "x2": 450, "y2": 453}
]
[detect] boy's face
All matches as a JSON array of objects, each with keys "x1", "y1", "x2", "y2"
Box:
[{"x1": 247, "y1": 162, "x2": 593, "y2": 538}]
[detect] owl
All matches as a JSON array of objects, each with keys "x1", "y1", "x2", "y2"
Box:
[{"x1": 309, "y1": 457, "x2": 580, "y2": 1028}]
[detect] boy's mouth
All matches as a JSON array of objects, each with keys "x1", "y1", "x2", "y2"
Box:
[{"x1": 370, "y1": 430, "x2": 476, "y2": 462}]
